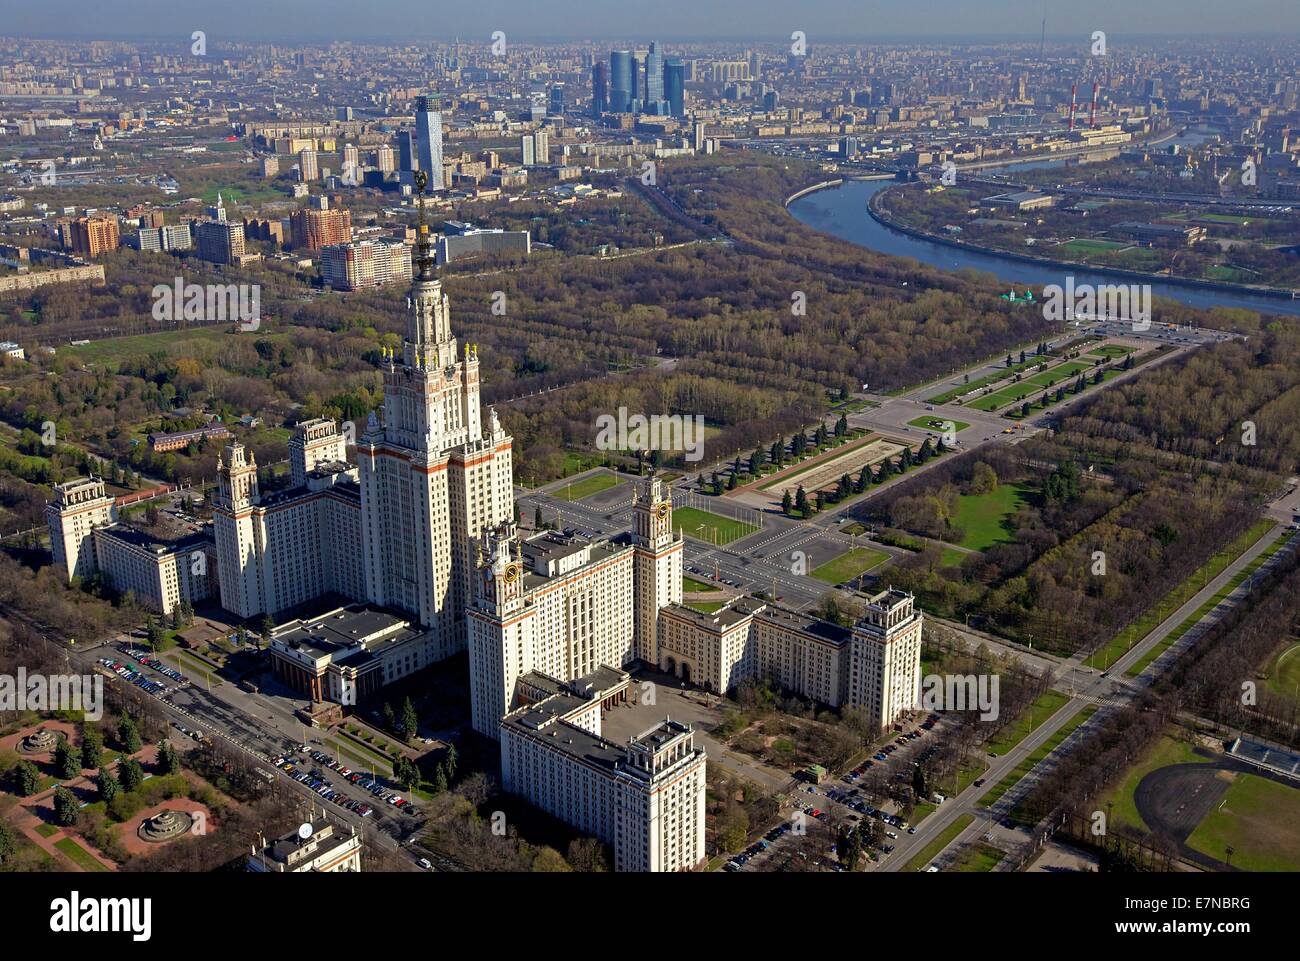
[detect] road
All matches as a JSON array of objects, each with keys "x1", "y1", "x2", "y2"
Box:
[{"x1": 878, "y1": 522, "x2": 1295, "y2": 872}]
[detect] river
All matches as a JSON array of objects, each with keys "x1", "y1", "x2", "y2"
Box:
[{"x1": 787, "y1": 140, "x2": 1300, "y2": 317}]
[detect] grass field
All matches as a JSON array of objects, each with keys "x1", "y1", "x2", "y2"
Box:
[
  {"x1": 1266, "y1": 641, "x2": 1300, "y2": 703},
  {"x1": 907, "y1": 416, "x2": 971, "y2": 433},
  {"x1": 673, "y1": 506, "x2": 758, "y2": 545},
  {"x1": 54, "y1": 837, "x2": 109, "y2": 872},
  {"x1": 686, "y1": 600, "x2": 728, "y2": 614},
  {"x1": 1186, "y1": 773, "x2": 1300, "y2": 871},
  {"x1": 682, "y1": 576, "x2": 720, "y2": 593},
  {"x1": 810, "y1": 547, "x2": 888, "y2": 584},
  {"x1": 980, "y1": 706, "x2": 1097, "y2": 814},
  {"x1": 1086, "y1": 519, "x2": 1275, "y2": 671},
  {"x1": 1093, "y1": 734, "x2": 1204, "y2": 833},
  {"x1": 901, "y1": 814, "x2": 975, "y2": 872},
  {"x1": 948, "y1": 483, "x2": 1032, "y2": 551},
  {"x1": 556, "y1": 472, "x2": 620, "y2": 501},
  {"x1": 950, "y1": 842, "x2": 1005, "y2": 872},
  {"x1": 67, "y1": 326, "x2": 244, "y2": 368},
  {"x1": 1088, "y1": 344, "x2": 1136, "y2": 358},
  {"x1": 35, "y1": 823, "x2": 59, "y2": 838},
  {"x1": 1055, "y1": 238, "x2": 1129, "y2": 255},
  {"x1": 939, "y1": 547, "x2": 971, "y2": 568}
]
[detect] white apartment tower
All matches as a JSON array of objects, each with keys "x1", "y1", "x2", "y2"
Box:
[
  {"x1": 357, "y1": 178, "x2": 513, "y2": 659},
  {"x1": 631, "y1": 471, "x2": 683, "y2": 662},
  {"x1": 46, "y1": 477, "x2": 115, "y2": 581},
  {"x1": 289, "y1": 417, "x2": 347, "y2": 488},
  {"x1": 849, "y1": 588, "x2": 923, "y2": 731}
]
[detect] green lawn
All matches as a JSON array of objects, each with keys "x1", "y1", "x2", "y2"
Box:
[
  {"x1": 950, "y1": 842, "x2": 1005, "y2": 872},
  {"x1": 556, "y1": 472, "x2": 620, "y2": 501},
  {"x1": 948, "y1": 483, "x2": 1031, "y2": 551},
  {"x1": 1186, "y1": 773, "x2": 1300, "y2": 871},
  {"x1": 686, "y1": 600, "x2": 728, "y2": 614},
  {"x1": 35, "y1": 823, "x2": 60, "y2": 838},
  {"x1": 683, "y1": 576, "x2": 720, "y2": 593},
  {"x1": 1267, "y1": 641, "x2": 1300, "y2": 704},
  {"x1": 1092, "y1": 734, "x2": 1204, "y2": 834},
  {"x1": 1088, "y1": 344, "x2": 1136, "y2": 358},
  {"x1": 939, "y1": 547, "x2": 971, "y2": 568},
  {"x1": 673, "y1": 506, "x2": 758, "y2": 545},
  {"x1": 982, "y1": 690, "x2": 1071, "y2": 758},
  {"x1": 66, "y1": 327, "x2": 244, "y2": 369},
  {"x1": 54, "y1": 837, "x2": 109, "y2": 872},
  {"x1": 907, "y1": 416, "x2": 971, "y2": 433},
  {"x1": 900, "y1": 814, "x2": 975, "y2": 872},
  {"x1": 810, "y1": 547, "x2": 888, "y2": 585},
  {"x1": 980, "y1": 706, "x2": 1097, "y2": 814}
]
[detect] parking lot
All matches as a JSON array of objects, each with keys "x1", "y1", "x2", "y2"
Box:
[
  {"x1": 272, "y1": 748, "x2": 420, "y2": 822},
  {"x1": 727, "y1": 712, "x2": 951, "y2": 872}
]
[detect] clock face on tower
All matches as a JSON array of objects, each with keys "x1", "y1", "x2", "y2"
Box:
[
  {"x1": 655, "y1": 501, "x2": 671, "y2": 521},
  {"x1": 503, "y1": 562, "x2": 521, "y2": 585}
]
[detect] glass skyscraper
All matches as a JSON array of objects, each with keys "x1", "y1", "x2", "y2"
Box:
[
  {"x1": 610, "y1": 50, "x2": 633, "y2": 112},
  {"x1": 414, "y1": 94, "x2": 444, "y2": 190},
  {"x1": 665, "y1": 59, "x2": 685, "y2": 117},
  {"x1": 644, "y1": 41, "x2": 665, "y2": 112},
  {"x1": 591, "y1": 62, "x2": 608, "y2": 115}
]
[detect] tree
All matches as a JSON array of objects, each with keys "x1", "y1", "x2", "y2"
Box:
[
  {"x1": 533, "y1": 504, "x2": 543, "y2": 529},
  {"x1": 54, "y1": 786, "x2": 79, "y2": 826},
  {"x1": 54, "y1": 740, "x2": 80, "y2": 780},
  {"x1": 969, "y1": 461, "x2": 999, "y2": 495},
  {"x1": 0, "y1": 820, "x2": 15, "y2": 866},
  {"x1": 118, "y1": 759, "x2": 145, "y2": 792},
  {"x1": 260, "y1": 614, "x2": 274, "y2": 648},
  {"x1": 795, "y1": 486, "x2": 809, "y2": 516},
  {"x1": 433, "y1": 765, "x2": 449, "y2": 794},
  {"x1": 96, "y1": 768, "x2": 119, "y2": 804},
  {"x1": 382, "y1": 702, "x2": 396, "y2": 733},
  {"x1": 782, "y1": 489, "x2": 793, "y2": 515},
  {"x1": 159, "y1": 740, "x2": 181, "y2": 775},
  {"x1": 912, "y1": 764, "x2": 928, "y2": 800},
  {"x1": 401, "y1": 697, "x2": 419, "y2": 741},
  {"x1": 443, "y1": 743, "x2": 458, "y2": 782},
  {"x1": 566, "y1": 837, "x2": 609, "y2": 872},
  {"x1": 13, "y1": 759, "x2": 40, "y2": 797},
  {"x1": 118, "y1": 714, "x2": 142, "y2": 754},
  {"x1": 146, "y1": 617, "x2": 164, "y2": 651},
  {"x1": 1021, "y1": 402, "x2": 1031, "y2": 418},
  {"x1": 81, "y1": 726, "x2": 104, "y2": 771},
  {"x1": 835, "y1": 413, "x2": 849, "y2": 437}
]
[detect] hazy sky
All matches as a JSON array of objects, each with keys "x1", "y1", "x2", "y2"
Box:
[{"x1": 4, "y1": 0, "x2": 1299, "y2": 42}]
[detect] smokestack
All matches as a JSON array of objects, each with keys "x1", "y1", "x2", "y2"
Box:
[
  {"x1": 1089, "y1": 83, "x2": 1099, "y2": 128},
  {"x1": 1068, "y1": 83, "x2": 1078, "y2": 131}
]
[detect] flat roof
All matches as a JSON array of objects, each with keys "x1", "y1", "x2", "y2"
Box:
[{"x1": 273, "y1": 605, "x2": 414, "y2": 659}]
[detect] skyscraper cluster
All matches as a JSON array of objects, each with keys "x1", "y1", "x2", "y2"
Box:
[{"x1": 601, "y1": 42, "x2": 685, "y2": 118}]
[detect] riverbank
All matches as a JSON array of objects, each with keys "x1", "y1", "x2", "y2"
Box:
[{"x1": 866, "y1": 182, "x2": 1299, "y2": 302}]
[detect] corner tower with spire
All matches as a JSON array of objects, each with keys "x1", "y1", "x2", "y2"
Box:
[{"x1": 357, "y1": 170, "x2": 514, "y2": 657}]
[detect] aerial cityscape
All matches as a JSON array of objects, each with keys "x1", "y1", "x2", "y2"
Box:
[{"x1": 0, "y1": 0, "x2": 1296, "y2": 931}]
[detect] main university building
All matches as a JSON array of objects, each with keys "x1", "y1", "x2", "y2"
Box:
[{"x1": 46, "y1": 196, "x2": 923, "y2": 872}]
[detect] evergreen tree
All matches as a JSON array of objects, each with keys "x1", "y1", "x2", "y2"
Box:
[
  {"x1": 13, "y1": 760, "x2": 40, "y2": 797},
  {"x1": 401, "y1": 697, "x2": 419, "y2": 740},
  {"x1": 794, "y1": 486, "x2": 809, "y2": 516},
  {"x1": 118, "y1": 758, "x2": 144, "y2": 792},
  {"x1": 159, "y1": 740, "x2": 181, "y2": 775},
  {"x1": 781, "y1": 489, "x2": 793, "y2": 515},
  {"x1": 97, "y1": 768, "x2": 119, "y2": 804},
  {"x1": 534, "y1": 504, "x2": 544, "y2": 529},
  {"x1": 81, "y1": 726, "x2": 103, "y2": 771},
  {"x1": 55, "y1": 740, "x2": 80, "y2": 780},
  {"x1": 54, "y1": 786, "x2": 79, "y2": 826},
  {"x1": 118, "y1": 714, "x2": 141, "y2": 754}
]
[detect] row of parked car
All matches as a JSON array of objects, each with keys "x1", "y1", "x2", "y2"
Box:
[
  {"x1": 273, "y1": 757, "x2": 376, "y2": 817},
  {"x1": 99, "y1": 657, "x2": 168, "y2": 697},
  {"x1": 117, "y1": 644, "x2": 189, "y2": 685},
  {"x1": 724, "y1": 821, "x2": 795, "y2": 871}
]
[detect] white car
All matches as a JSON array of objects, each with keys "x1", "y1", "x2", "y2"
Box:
[{"x1": 417, "y1": 858, "x2": 432, "y2": 870}]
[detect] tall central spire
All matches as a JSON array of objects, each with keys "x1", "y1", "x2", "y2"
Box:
[
  {"x1": 405, "y1": 170, "x2": 455, "y2": 368},
  {"x1": 413, "y1": 169, "x2": 435, "y2": 282}
]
